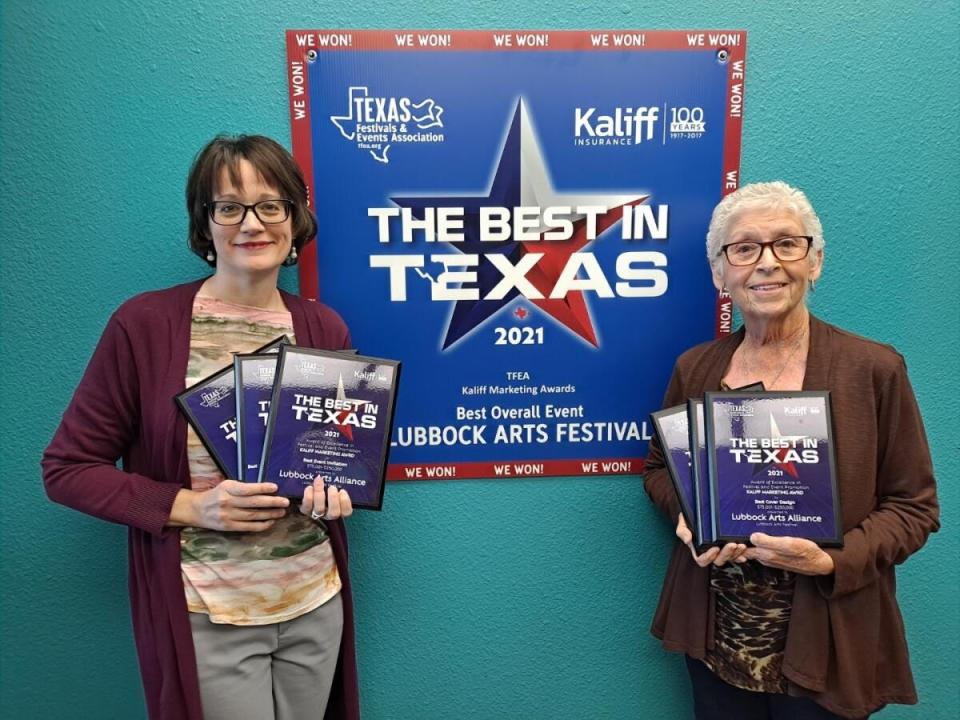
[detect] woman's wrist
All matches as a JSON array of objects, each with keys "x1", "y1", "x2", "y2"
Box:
[{"x1": 167, "y1": 488, "x2": 199, "y2": 527}]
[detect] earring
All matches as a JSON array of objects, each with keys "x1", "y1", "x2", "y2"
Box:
[
  {"x1": 285, "y1": 246, "x2": 298, "y2": 266},
  {"x1": 809, "y1": 279, "x2": 816, "y2": 292},
  {"x1": 206, "y1": 249, "x2": 215, "y2": 263}
]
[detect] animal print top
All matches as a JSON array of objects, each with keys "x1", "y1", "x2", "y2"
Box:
[{"x1": 703, "y1": 561, "x2": 795, "y2": 693}]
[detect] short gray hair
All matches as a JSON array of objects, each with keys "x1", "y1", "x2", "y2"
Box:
[{"x1": 705, "y1": 181, "x2": 825, "y2": 270}]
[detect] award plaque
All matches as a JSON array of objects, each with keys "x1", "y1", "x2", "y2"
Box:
[
  {"x1": 704, "y1": 391, "x2": 842, "y2": 547},
  {"x1": 686, "y1": 399, "x2": 715, "y2": 549},
  {"x1": 234, "y1": 353, "x2": 281, "y2": 482},
  {"x1": 650, "y1": 405, "x2": 697, "y2": 534},
  {"x1": 174, "y1": 336, "x2": 288, "y2": 478},
  {"x1": 258, "y1": 346, "x2": 400, "y2": 509},
  {"x1": 652, "y1": 383, "x2": 764, "y2": 550}
]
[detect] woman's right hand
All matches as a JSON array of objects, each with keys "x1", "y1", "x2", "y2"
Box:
[
  {"x1": 676, "y1": 513, "x2": 747, "y2": 567},
  {"x1": 169, "y1": 481, "x2": 290, "y2": 531}
]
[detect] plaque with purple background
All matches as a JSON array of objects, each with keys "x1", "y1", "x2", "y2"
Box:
[
  {"x1": 175, "y1": 336, "x2": 288, "y2": 479},
  {"x1": 259, "y1": 346, "x2": 400, "y2": 509},
  {"x1": 235, "y1": 353, "x2": 281, "y2": 482},
  {"x1": 651, "y1": 405, "x2": 696, "y2": 534},
  {"x1": 704, "y1": 391, "x2": 842, "y2": 547},
  {"x1": 687, "y1": 399, "x2": 715, "y2": 549}
]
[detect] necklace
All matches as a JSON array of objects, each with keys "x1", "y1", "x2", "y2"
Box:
[{"x1": 740, "y1": 327, "x2": 807, "y2": 390}]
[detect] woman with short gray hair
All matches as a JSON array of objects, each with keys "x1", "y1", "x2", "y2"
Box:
[{"x1": 644, "y1": 181, "x2": 939, "y2": 719}]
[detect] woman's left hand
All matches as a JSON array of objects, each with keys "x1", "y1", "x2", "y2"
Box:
[
  {"x1": 742, "y1": 532, "x2": 834, "y2": 576},
  {"x1": 299, "y1": 477, "x2": 354, "y2": 522}
]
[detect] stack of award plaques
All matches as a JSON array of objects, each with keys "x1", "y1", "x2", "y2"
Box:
[
  {"x1": 177, "y1": 337, "x2": 400, "y2": 510},
  {"x1": 175, "y1": 336, "x2": 289, "y2": 482},
  {"x1": 651, "y1": 388, "x2": 842, "y2": 549}
]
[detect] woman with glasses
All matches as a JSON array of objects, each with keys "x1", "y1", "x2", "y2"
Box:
[
  {"x1": 43, "y1": 135, "x2": 359, "y2": 720},
  {"x1": 643, "y1": 182, "x2": 938, "y2": 719}
]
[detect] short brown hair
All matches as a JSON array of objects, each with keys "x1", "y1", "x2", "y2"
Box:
[{"x1": 185, "y1": 135, "x2": 317, "y2": 266}]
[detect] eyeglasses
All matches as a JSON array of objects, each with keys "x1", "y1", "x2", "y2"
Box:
[
  {"x1": 719, "y1": 235, "x2": 813, "y2": 266},
  {"x1": 206, "y1": 200, "x2": 293, "y2": 226}
]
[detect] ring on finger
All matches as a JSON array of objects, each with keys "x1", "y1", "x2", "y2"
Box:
[{"x1": 310, "y1": 509, "x2": 327, "y2": 522}]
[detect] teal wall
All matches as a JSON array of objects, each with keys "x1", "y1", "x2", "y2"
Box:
[{"x1": 2, "y1": 1, "x2": 957, "y2": 718}]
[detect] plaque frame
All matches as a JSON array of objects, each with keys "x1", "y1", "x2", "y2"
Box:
[
  {"x1": 234, "y1": 352, "x2": 282, "y2": 482},
  {"x1": 650, "y1": 404, "x2": 697, "y2": 535},
  {"x1": 686, "y1": 399, "x2": 715, "y2": 550},
  {"x1": 704, "y1": 390, "x2": 843, "y2": 547},
  {"x1": 258, "y1": 345, "x2": 401, "y2": 509}
]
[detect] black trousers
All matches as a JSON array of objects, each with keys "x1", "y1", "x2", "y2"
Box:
[{"x1": 685, "y1": 656, "x2": 867, "y2": 720}]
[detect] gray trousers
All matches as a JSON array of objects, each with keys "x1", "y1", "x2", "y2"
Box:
[{"x1": 189, "y1": 593, "x2": 343, "y2": 720}]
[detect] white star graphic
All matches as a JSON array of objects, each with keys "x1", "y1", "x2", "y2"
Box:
[
  {"x1": 335, "y1": 372, "x2": 362, "y2": 409},
  {"x1": 768, "y1": 414, "x2": 806, "y2": 447},
  {"x1": 517, "y1": 99, "x2": 646, "y2": 236}
]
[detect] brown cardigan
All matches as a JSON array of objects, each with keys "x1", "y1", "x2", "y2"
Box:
[
  {"x1": 643, "y1": 315, "x2": 939, "y2": 718},
  {"x1": 42, "y1": 279, "x2": 360, "y2": 720}
]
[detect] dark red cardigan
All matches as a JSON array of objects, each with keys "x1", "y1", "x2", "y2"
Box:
[{"x1": 42, "y1": 279, "x2": 360, "y2": 720}]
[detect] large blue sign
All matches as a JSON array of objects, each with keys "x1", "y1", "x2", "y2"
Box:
[{"x1": 286, "y1": 30, "x2": 746, "y2": 480}]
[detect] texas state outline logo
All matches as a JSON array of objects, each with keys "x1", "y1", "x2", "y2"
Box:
[{"x1": 329, "y1": 86, "x2": 446, "y2": 163}]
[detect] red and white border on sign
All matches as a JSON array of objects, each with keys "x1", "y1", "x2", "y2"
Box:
[{"x1": 388, "y1": 457, "x2": 646, "y2": 481}]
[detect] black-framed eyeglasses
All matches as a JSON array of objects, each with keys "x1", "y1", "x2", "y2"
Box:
[
  {"x1": 205, "y1": 199, "x2": 293, "y2": 226},
  {"x1": 718, "y1": 235, "x2": 813, "y2": 266}
]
